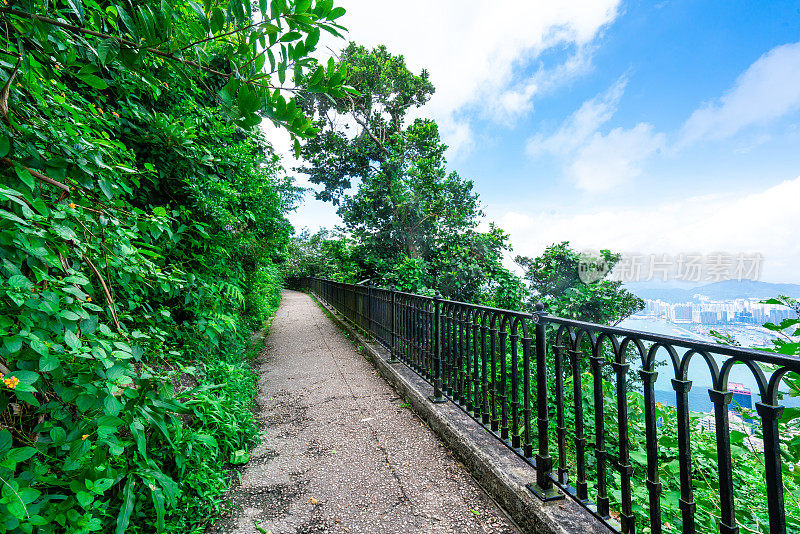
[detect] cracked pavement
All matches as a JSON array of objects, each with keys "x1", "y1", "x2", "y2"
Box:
[{"x1": 209, "y1": 290, "x2": 519, "y2": 534}]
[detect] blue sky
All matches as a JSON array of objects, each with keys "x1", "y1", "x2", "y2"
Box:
[{"x1": 280, "y1": 0, "x2": 800, "y2": 283}]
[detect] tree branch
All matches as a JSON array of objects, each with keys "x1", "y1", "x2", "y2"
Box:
[
  {"x1": 179, "y1": 19, "x2": 267, "y2": 51},
  {"x1": 348, "y1": 96, "x2": 389, "y2": 155},
  {"x1": 82, "y1": 253, "x2": 123, "y2": 333},
  {"x1": 0, "y1": 7, "x2": 278, "y2": 88},
  {"x1": 1, "y1": 157, "x2": 71, "y2": 196}
]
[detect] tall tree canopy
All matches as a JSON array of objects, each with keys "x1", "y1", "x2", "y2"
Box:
[
  {"x1": 296, "y1": 43, "x2": 520, "y2": 303},
  {"x1": 516, "y1": 242, "x2": 644, "y2": 324}
]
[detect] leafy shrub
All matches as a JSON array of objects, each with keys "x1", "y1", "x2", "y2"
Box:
[{"x1": 0, "y1": 0, "x2": 346, "y2": 532}]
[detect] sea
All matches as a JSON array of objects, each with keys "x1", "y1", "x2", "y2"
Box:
[{"x1": 616, "y1": 316, "x2": 800, "y2": 412}]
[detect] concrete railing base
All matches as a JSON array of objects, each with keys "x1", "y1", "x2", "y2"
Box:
[{"x1": 309, "y1": 293, "x2": 612, "y2": 534}]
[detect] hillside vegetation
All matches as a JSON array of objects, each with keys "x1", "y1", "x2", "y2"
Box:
[{"x1": 0, "y1": 1, "x2": 346, "y2": 532}]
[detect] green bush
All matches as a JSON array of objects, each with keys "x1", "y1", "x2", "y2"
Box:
[{"x1": 0, "y1": 0, "x2": 345, "y2": 532}]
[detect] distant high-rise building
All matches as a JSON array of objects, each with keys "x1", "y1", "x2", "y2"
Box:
[
  {"x1": 700, "y1": 311, "x2": 717, "y2": 324},
  {"x1": 769, "y1": 308, "x2": 791, "y2": 325},
  {"x1": 672, "y1": 304, "x2": 693, "y2": 323}
]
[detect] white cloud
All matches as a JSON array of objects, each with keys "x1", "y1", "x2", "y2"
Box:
[
  {"x1": 324, "y1": 0, "x2": 622, "y2": 155},
  {"x1": 569, "y1": 123, "x2": 665, "y2": 191},
  {"x1": 259, "y1": 120, "x2": 343, "y2": 232},
  {"x1": 492, "y1": 176, "x2": 800, "y2": 283},
  {"x1": 525, "y1": 77, "x2": 664, "y2": 191},
  {"x1": 489, "y1": 45, "x2": 596, "y2": 124},
  {"x1": 527, "y1": 76, "x2": 626, "y2": 156},
  {"x1": 679, "y1": 41, "x2": 800, "y2": 146},
  {"x1": 282, "y1": 1, "x2": 623, "y2": 229}
]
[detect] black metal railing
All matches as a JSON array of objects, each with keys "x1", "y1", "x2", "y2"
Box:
[{"x1": 303, "y1": 277, "x2": 800, "y2": 534}]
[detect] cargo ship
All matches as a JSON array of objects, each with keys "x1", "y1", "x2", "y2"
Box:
[{"x1": 729, "y1": 382, "x2": 752, "y2": 411}]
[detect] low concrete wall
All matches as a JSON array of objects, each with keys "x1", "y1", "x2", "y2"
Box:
[{"x1": 309, "y1": 293, "x2": 611, "y2": 534}]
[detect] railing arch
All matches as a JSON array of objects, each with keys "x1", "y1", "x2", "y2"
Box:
[{"x1": 302, "y1": 277, "x2": 800, "y2": 534}]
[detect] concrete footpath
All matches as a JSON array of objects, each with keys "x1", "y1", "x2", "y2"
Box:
[{"x1": 211, "y1": 290, "x2": 519, "y2": 534}]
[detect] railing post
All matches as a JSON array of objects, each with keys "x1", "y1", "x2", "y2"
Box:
[
  {"x1": 756, "y1": 402, "x2": 786, "y2": 534},
  {"x1": 527, "y1": 303, "x2": 563, "y2": 501},
  {"x1": 367, "y1": 282, "x2": 373, "y2": 336},
  {"x1": 387, "y1": 285, "x2": 400, "y2": 363},
  {"x1": 708, "y1": 389, "x2": 739, "y2": 534},
  {"x1": 671, "y1": 378, "x2": 696, "y2": 534},
  {"x1": 429, "y1": 291, "x2": 445, "y2": 403}
]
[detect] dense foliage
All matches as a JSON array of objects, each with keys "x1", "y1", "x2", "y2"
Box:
[
  {"x1": 516, "y1": 242, "x2": 644, "y2": 324},
  {"x1": 0, "y1": 0, "x2": 346, "y2": 532},
  {"x1": 293, "y1": 43, "x2": 524, "y2": 305}
]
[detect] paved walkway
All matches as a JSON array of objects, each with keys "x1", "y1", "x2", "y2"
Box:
[{"x1": 211, "y1": 290, "x2": 518, "y2": 534}]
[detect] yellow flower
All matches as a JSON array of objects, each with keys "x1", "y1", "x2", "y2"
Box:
[
  {"x1": 4, "y1": 377, "x2": 19, "y2": 389},
  {"x1": 69, "y1": 203, "x2": 76, "y2": 209},
  {"x1": 86, "y1": 297, "x2": 92, "y2": 302},
  {"x1": 82, "y1": 434, "x2": 89, "y2": 441},
  {"x1": 0, "y1": 372, "x2": 4, "y2": 381}
]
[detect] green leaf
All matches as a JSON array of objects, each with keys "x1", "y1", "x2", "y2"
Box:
[
  {"x1": 3, "y1": 335, "x2": 23, "y2": 353},
  {"x1": 8, "y1": 274, "x2": 29, "y2": 288},
  {"x1": 0, "y1": 135, "x2": 9, "y2": 158},
  {"x1": 279, "y1": 31, "x2": 302, "y2": 42},
  {"x1": 116, "y1": 5, "x2": 137, "y2": 36},
  {"x1": 0, "y1": 429, "x2": 11, "y2": 455},
  {"x1": 328, "y1": 6, "x2": 346, "y2": 19},
  {"x1": 152, "y1": 487, "x2": 166, "y2": 532},
  {"x1": 76, "y1": 73, "x2": 109, "y2": 90},
  {"x1": 99, "y1": 179, "x2": 114, "y2": 200},
  {"x1": 305, "y1": 28, "x2": 320, "y2": 51},
  {"x1": 15, "y1": 166, "x2": 35, "y2": 191},
  {"x1": 98, "y1": 39, "x2": 120, "y2": 65},
  {"x1": 66, "y1": 0, "x2": 85, "y2": 23},
  {"x1": 7, "y1": 446, "x2": 38, "y2": 463},
  {"x1": 131, "y1": 420, "x2": 147, "y2": 458},
  {"x1": 63, "y1": 274, "x2": 91, "y2": 285},
  {"x1": 81, "y1": 315, "x2": 99, "y2": 335},
  {"x1": 230, "y1": 449, "x2": 250, "y2": 464},
  {"x1": 0, "y1": 208, "x2": 26, "y2": 225},
  {"x1": 210, "y1": 8, "x2": 225, "y2": 33},
  {"x1": 77, "y1": 491, "x2": 94, "y2": 509},
  {"x1": 65, "y1": 330, "x2": 81, "y2": 349},
  {"x1": 104, "y1": 394, "x2": 123, "y2": 417},
  {"x1": 60, "y1": 310, "x2": 82, "y2": 321},
  {"x1": 115, "y1": 477, "x2": 136, "y2": 534},
  {"x1": 237, "y1": 85, "x2": 259, "y2": 114},
  {"x1": 97, "y1": 415, "x2": 124, "y2": 428},
  {"x1": 187, "y1": 1, "x2": 207, "y2": 25},
  {"x1": 50, "y1": 427, "x2": 66, "y2": 444},
  {"x1": 40, "y1": 353, "x2": 60, "y2": 372},
  {"x1": 91, "y1": 478, "x2": 115, "y2": 494}
]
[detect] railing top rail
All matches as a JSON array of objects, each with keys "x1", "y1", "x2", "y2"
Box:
[
  {"x1": 438, "y1": 298, "x2": 532, "y2": 319},
  {"x1": 545, "y1": 315, "x2": 800, "y2": 370},
  {"x1": 308, "y1": 277, "x2": 800, "y2": 370},
  {"x1": 393, "y1": 290, "x2": 434, "y2": 300}
]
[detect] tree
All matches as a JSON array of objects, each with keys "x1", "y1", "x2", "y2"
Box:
[
  {"x1": 285, "y1": 228, "x2": 362, "y2": 282},
  {"x1": 516, "y1": 242, "x2": 643, "y2": 324},
  {"x1": 0, "y1": 0, "x2": 349, "y2": 531},
  {"x1": 297, "y1": 43, "x2": 519, "y2": 302}
]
